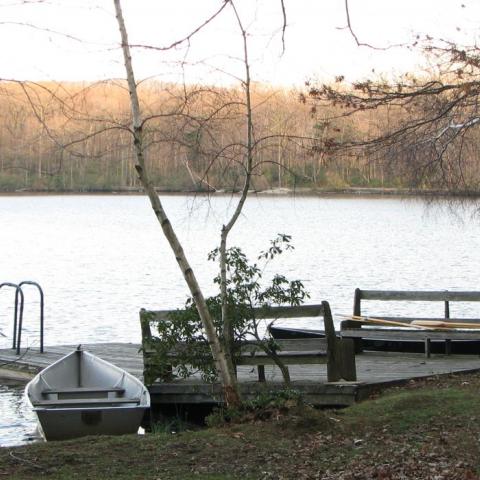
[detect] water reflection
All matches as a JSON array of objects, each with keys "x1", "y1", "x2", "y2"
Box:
[
  {"x1": 0, "y1": 383, "x2": 39, "y2": 447},
  {"x1": 0, "y1": 194, "x2": 480, "y2": 445}
]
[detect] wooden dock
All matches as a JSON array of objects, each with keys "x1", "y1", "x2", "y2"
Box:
[{"x1": 2, "y1": 342, "x2": 480, "y2": 406}]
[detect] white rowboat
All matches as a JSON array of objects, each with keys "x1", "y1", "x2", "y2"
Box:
[{"x1": 26, "y1": 347, "x2": 150, "y2": 440}]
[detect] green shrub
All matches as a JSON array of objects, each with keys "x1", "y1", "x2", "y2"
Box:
[{"x1": 146, "y1": 235, "x2": 310, "y2": 383}]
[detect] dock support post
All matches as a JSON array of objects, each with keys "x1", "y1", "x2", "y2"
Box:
[
  {"x1": 425, "y1": 338, "x2": 431, "y2": 358},
  {"x1": 324, "y1": 301, "x2": 341, "y2": 382},
  {"x1": 339, "y1": 338, "x2": 357, "y2": 381},
  {"x1": 353, "y1": 288, "x2": 362, "y2": 317},
  {"x1": 444, "y1": 300, "x2": 450, "y2": 319}
]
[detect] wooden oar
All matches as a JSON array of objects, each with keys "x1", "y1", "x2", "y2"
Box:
[
  {"x1": 411, "y1": 320, "x2": 480, "y2": 329},
  {"x1": 337, "y1": 314, "x2": 446, "y2": 330}
]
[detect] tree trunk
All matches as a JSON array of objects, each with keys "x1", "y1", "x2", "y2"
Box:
[
  {"x1": 220, "y1": 0, "x2": 254, "y2": 372},
  {"x1": 113, "y1": 0, "x2": 241, "y2": 407}
]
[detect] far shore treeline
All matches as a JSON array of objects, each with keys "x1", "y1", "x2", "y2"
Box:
[{"x1": 1, "y1": 80, "x2": 479, "y2": 193}]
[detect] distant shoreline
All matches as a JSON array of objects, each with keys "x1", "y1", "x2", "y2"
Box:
[{"x1": 1, "y1": 186, "x2": 480, "y2": 199}]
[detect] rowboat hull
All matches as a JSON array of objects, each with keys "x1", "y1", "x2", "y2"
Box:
[
  {"x1": 26, "y1": 348, "x2": 150, "y2": 441},
  {"x1": 34, "y1": 405, "x2": 146, "y2": 441}
]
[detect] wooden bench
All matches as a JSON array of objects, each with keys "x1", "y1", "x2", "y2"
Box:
[
  {"x1": 340, "y1": 289, "x2": 480, "y2": 357},
  {"x1": 140, "y1": 301, "x2": 357, "y2": 384}
]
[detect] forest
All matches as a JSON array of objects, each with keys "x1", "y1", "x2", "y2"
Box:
[{"x1": 0, "y1": 75, "x2": 479, "y2": 193}]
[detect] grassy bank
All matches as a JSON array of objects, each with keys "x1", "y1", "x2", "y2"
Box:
[{"x1": 2, "y1": 373, "x2": 480, "y2": 479}]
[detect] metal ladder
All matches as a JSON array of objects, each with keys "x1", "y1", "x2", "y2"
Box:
[{"x1": 0, "y1": 281, "x2": 44, "y2": 354}]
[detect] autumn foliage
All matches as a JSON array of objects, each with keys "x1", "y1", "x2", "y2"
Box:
[{"x1": 3, "y1": 60, "x2": 480, "y2": 194}]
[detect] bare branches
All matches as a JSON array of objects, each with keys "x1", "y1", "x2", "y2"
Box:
[
  {"x1": 280, "y1": 0, "x2": 287, "y2": 55},
  {"x1": 127, "y1": 1, "x2": 229, "y2": 52},
  {"x1": 305, "y1": 38, "x2": 480, "y2": 193},
  {"x1": 0, "y1": 21, "x2": 98, "y2": 45},
  {"x1": 343, "y1": 0, "x2": 369, "y2": 49},
  {"x1": 0, "y1": 1, "x2": 304, "y2": 195},
  {"x1": 342, "y1": 0, "x2": 405, "y2": 51},
  {"x1": 114, "y1": 0, "x2": 243, "y2": 406}
]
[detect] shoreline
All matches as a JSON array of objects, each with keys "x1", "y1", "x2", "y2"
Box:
[{"x1": 2, "y1": 186, "x2": 480, "y2": 199}]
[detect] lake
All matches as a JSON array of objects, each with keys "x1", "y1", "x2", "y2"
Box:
[{"x1": 1, "y1": 193, "x2": 479, "y2": 446}]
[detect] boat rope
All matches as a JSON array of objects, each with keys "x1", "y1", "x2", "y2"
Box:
[
  {"x1": 9, "y1": 450, "x2": 46, "y2": 471},
  {"x1": 0, "y1": 344, "x2": 32, "y2": 368}
]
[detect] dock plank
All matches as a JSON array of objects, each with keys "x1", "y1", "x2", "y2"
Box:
[{"x1": 2, "y1": 343, "x2": 480, "y2": 407}]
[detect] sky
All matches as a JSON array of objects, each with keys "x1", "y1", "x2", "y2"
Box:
[{"x1": 0, "y1": 0, "x2": 478, "y2": 86}]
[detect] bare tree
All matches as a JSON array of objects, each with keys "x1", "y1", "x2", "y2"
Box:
[
  {"x1": 113, "y1": 0, "x2": 243, "y2": 406},
  {"x1": 306, "y1": 2, "x2": 480, "y2": 193},
  {"x1": 1, "y1": 2, "x2": 311, "y2": 406},
  {"x1": 112, "y1": 0, "x2": 293, "y2": 406}
]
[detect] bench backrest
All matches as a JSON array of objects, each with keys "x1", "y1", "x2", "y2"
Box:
[
  {"x1": 353, "y1": 288, "x2": 480, "y2": 320},
  {"x1": 140, "y1": 302, "x2": 334, "y2": 344},
  {"x1": 139, "y1": 301, "x2": 354, "y2": 383}
]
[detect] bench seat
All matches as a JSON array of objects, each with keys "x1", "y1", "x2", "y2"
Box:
[
  {"x1": 236, "y1": 351, "x2": 328, "y2": 366},
  {"x1": 341, "y1": 328, "x2": 480, "y2": 341}
]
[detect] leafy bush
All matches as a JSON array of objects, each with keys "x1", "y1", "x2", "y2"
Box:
[{"x1": 147, "y1": 234, "x2": 310, "y2": 383}]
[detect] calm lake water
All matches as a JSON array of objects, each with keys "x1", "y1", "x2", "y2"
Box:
[{"x1": 1, "y1": 193, "x2": 480, "y2": 446}]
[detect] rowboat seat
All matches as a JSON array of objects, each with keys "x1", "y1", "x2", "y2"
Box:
[
  {"x1": 33, "y1": 397, "x2": 141, "y2": 407},
  {"x1": 42, "y1": 387, "x2": 125, "y2": 395}
]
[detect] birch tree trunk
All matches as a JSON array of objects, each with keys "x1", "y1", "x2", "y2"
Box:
[{"x1": 113, "y1": 0, "x2": 241, "y2": 407}]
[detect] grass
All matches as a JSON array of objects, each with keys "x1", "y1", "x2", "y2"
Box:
[
  {"x1": 2, "y1": 373, "x2": 480, "y2": 479},
  {"x1": 342, "y1": 387, "x2": 480, "y2": 433}
]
